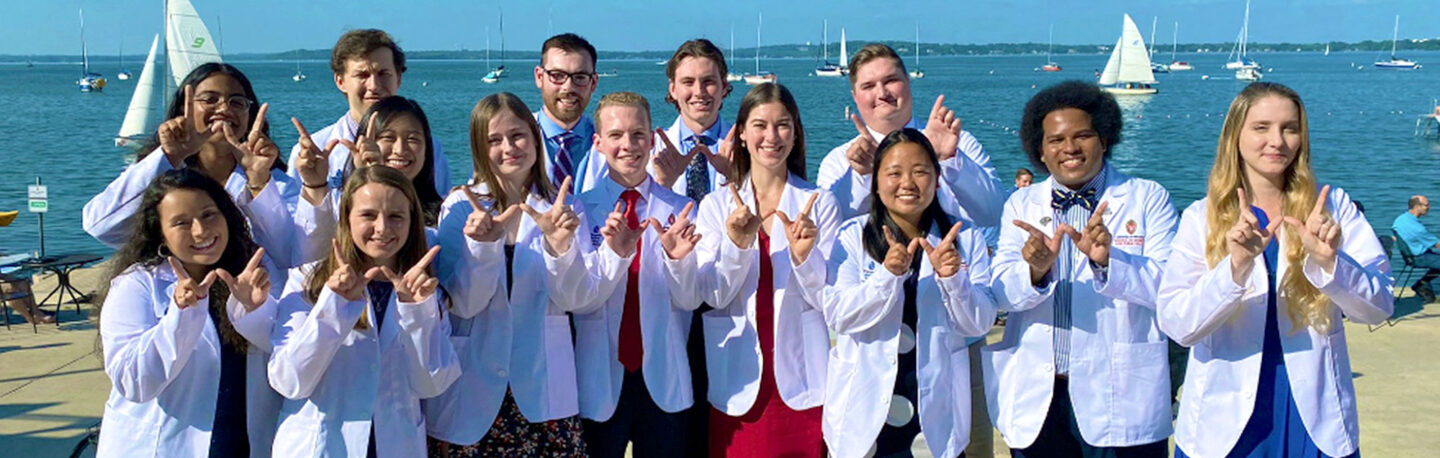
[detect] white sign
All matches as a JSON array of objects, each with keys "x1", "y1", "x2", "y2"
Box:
[
  {"x1": 29, "y1": 200, "x2": 48, "y2": 213},
  {"x1": 28, "y1": 185, "x2": 47, "y2": 200}
]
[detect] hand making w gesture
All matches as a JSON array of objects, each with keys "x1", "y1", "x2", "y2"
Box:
[
  {"x1": 326, "y1": 240, "x2": 384, "y2": 302},
  {"x1": 777, "y1": 193, "x2": 821, "y2": 265},
  {"x1": 340, "y1": 113, "x2": 383, "y2": 169},
  {"x1": 1282, "y1": 185, "x2": 1341, "y2": 273},
  {"x1": 847, "y1": 114, "x2": 878, "y2": 176},
  {"x1": 726, "y1": 182, "x2": 762, "y2": 248},
  {"x1": 881, "y1": 226, "x2": 922, "y2": 276},
  {"x1": 922, "y1": 95, "x2": 962, "y2": 161},
  {"x1": 157, "y1": 85, "x2": 214, "y2": 166},
  {"x1": 1226, "y1": 188, "x2": 1282, "y2": 282},
  {"x1": 601, "y1": 199, "x2": 648, "y2": 258},
  {"x1": 292, "y1": 117, "x2": 344, "y2": 189},
  {"x1": 462, "y1": 188, "x2": 522, "y2": 243},
  {"x1": 1057, "y1": 201, "x2": 1112, "y2": 267},
  {"x1": 647, "y1": 201, "x2": 702, "y2": 260},
  {"x1": 214, "y1": 248, "x2": 271, "y2": 313},
  {"x1": 226, "y1": 103, "x2": 279, "y2": 193},
  {"x1": 519, "y1": 176, "x2": 581, "y2": 256},
  {"x1": 1012, "y1": 219, "x2": 1065, "y2": 285},
  {"x1": 376, "y1": 246, "x2": 442, "y2": 303},
  {"x1": 169, "y1": 256, "x2": 218, "y2": 309}
]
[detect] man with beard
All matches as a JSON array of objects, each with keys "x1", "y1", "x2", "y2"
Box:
[
  {"x1": 286, "y1": 29, "x2": 450, "y2": 193},
  {"x1": 535, "y1": 33, "x2": 602, "y2": 191}
]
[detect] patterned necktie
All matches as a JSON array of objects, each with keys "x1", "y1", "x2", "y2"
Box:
[
  {"x1": 618, "y1": 190, "x2": 644, "y2": 372},
  {"x1": 1051, "y1": 187, "x2": 1099, "y2": 211},
  {"x1": 684, "y1": 135, "x2": 713, "y2": 202},
  {"x1": 552, "y1": 131, "x2": 576, "y2": 185}
]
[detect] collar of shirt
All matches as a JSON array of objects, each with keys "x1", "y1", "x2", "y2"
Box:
[
  {"x1": 536, "y1": 111, "x2": 595, "y2": 143},
  {"x1": 863, "y1": 117, "x2": 921, "y2": 142},
  {"x1": 338, "y1": 112, "x2": 360, "y2": 141},
  {"x1": 672, "y1": 117, "x2": 726, "y2": 148},
  {"x1": 600, "y1": 173, "x2": 654, "y2": 207},
  {"x1": 1053, "y1": 163, "x2": 1109, "y2": 195}
]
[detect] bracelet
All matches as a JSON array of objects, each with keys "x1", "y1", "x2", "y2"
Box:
[{"x1": 302, "y1": 182, "x2": 328, "y2": 189}]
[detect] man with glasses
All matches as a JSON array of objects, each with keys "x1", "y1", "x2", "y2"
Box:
[
  {"x1": 285, "y1": 29, "x2": 451, "y2": 193},
  {"x1": 534, "y1": 33, "x2": 602, "y2": 191}
]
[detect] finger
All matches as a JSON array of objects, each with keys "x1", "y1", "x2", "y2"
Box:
[
  {"x1": 678, "y1": 201, "x2": 695, "y2": 221},
  {"x1": 331, "y1": 239, "x2": 346, "y2": 267},
  {"x1": 655, "y1": 128, "x2": 679, "y2": 154},
  {"x1": 850, "y1": 113, "x2": 868, "y2": 138},
  {"x1": 729, "y1": 182, "x2": 748, "y2": 210},
  {"x1": 1282, "y1": 215, "x2": 1305, "y2": 230},
  {"x1": 930, "y1": 94, "x2": 946, "y2": 120},
  {"x1": 198, "y1": 271, "x2": 219, "y2": 291},
  {"x1": 518, "y1": 203, "x2": 541, "y2": 219},
  {"x1": 908, "y1": 237, "x2": 922, "y2": 255},
  {"x1": 1011, "y1": 219, "x2": 1047, "y2": 239},
  {"x1": 1310, "y1": 185, "x2": 1331, "y2": 220},
  {"x1": 1057, "y1": 223, "x2": 1084, "y2": 242},
  {"x1": 245, "y1": 248, "x2": 267, "y2": 273},
  {"x1": 222, "y1": 123, "x2": 242, "y2": 148},
  {"x1": 883, "y1": 226, "x2": 900, "y2": 247},
  {"x1": 555, "y1": 176, "x2": 573, "y2": 207},
  {"x1": 1087, "y1": 201, "x2": 1109, "y2": 228},
  {"x1": 463, "y1": 187, "x2": 485, "y2": 213},
  {"x1": 364, "y1": 266, "x2": 387, "y2": 282},
  {"x1": 1236, "y1": 187, "x2": 1250, "y2": 211},
  {"x1": 799, "y1": 192, "x2": 818, "y2": 219},
  {"x1": 183, "y1": 84, "x2": 194, "y2": 121},
  {"x1": 291, "y1": 117, "x2": 313, "y2": 143},
  {"x1": 250, "y1": 103, "x2": 270, "y2": 140},
  {"x1": 613, "y1": 201, "x2": 625, "y2": 216},
  {"x1": 493, "y1": 205, "x2": 523, "y2": 224},
  {"x1": 214, "y1": 269, "x2": 238, "y2": 288},
  {"x1": 412, "y1": 246, "x2": 441, "y2": 274},
  {"x1": 364, "y1": 112, "x2": 379, "y2": 140},
  {"x1": 1264, "y1": 217, "x2": 1283, "y2": 238},
  {"x1": 167, "y1": 256, "x2": 189, "y2": 280},
  {"x1": 776, "y1": 211, "x2": 793, "y2": 228},
  {"x1": 918, "y1": 238, "x2": 936, "y2": 255},
  {"x1": 644, "y1": 217, "x2": 665, "y2": 234},
  {"x1": 942, "y1": 221, "x2": 964, "y2": 246}
]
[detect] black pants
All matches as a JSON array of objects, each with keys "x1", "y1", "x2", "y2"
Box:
[
  {"x1": 1010, "y1": 378, "x2": 1168, "y2": 458},
  {"x1": 582, "y1": 369, "x2": 688, "y2": 458}
]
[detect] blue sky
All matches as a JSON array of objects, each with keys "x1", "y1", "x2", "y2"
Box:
[{"x1": 5, "y1": 0, "x2": 1434, "y2": 55}]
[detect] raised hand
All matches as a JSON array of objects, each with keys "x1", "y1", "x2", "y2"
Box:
[
  {"x1": 882, "y1": 226, "x2": 921, "y2": 276},
  {"x1": 225, "y1": 103, "x2": 278, "y2": 193},
  {"x1": 1227, "y1": 188, "x2": 1282, "y2": 282},
  {"x1": 378, "y1": 246, "x2": 442, "y2": 303},
  {"x1": 725, "y1": 182, "x2": 762, "y2": 248},
  {"x1": 652, "y1": 129, "x2": 698, "y2": 188},
  {"x1": 600, "y1": 200, "x2": 648, "y2": 258},
  {"x1": 776, "y1": 192, "x2": 820, "y2": 265},
  {"x1": 1013, "y1": 219, "x2": 1065, "y2": 285},
  {"x1": 157, "y1": 85, "x2": 214, "y2": 165},
  {"x1": 1282, "y1": 185, "x2": 1341, "y2": 272},
  {"x1": 847, "y1": 114, "x2": 878, "y2": 176},
  {"x1": 922, "y1": 95, "x2": 962, "y2": 160},
  {"x1": 462, "y1": 188, "x2": 522, "y2": 243},
  {"x1": 702, "y1": 126, "x2": 737, "y2": 181},
  {"x1": 519, "y1": 176, "x2": 581, "y2": 255},
  {"x1": 215, "y1": 248, "x2": 271, "y2": 312},
  {"x1": 919, "y1": 222, "x2": 966, "y2": 279},
  {"x1": 292, "y1": 117, "x2": 343, "y2": 189},
  {"x1": 169, "y1": 256, "x2": 218, "y2": 309},
  {"x1": 647, "y1": 201, "x2": 701, "y2": 260},
  {"x1": 326, "y1": 239, "x2": 383, "y2": 302},
  {"x1": 340, "y1": 113, "x2": 384, "y2": 169},
  {"x1": 1057, "y1": 201, "x2": 1112, "y2": 267}
]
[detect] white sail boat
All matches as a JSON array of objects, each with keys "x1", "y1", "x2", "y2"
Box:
[
  {"x1": 1225, "y1": 0, "x2": 1260, "y2": 70},
  {"x1": 1169, "y1": 22, "x2": 1193, "y2": 71},
  {"x1": 1148, "y1": 17, "x2": 1170, "y2": 73},
  {"x1": 114, "y1": 0, "x2": 222, "y2": 149},
  {"x1": 77, "y1": 9, "x2": 106, "y2": 92},
  {"x1": 117, "y1": 35, "x2": 163, "y2": 150},
  {"x1": 838, "y1": 28, "x2": 849, "y2": 73},
  {"x1": 292, "y1": 49, "x2": 306, "y2": 82},
  {"x1": 1098, "y1": 14, "x2": 1158, "y2": 95},
  {"x1": 909, "y1": 22, "x2": 925, "y2": 79},
  {"x1": 744, "y1": 12, "x2": 777, "y2": 85},
  {"x1": 726, "y1": 25, "x2": 744, "y2": 82},
  {"x1": 1041, "y1": 24, "x2": 1061, "y2": 72},
  {"x1": 814, "y1": 20, "x2": 844, "y2": 77},
  {"x1": 1324, "y1": 43, "x2": 1330, "y2": 56},
  {"x1": 482, "y1": 11, "x2": 508, "y2": 83},
  {"x1": 1375, "y1": 15, "x2": 1421, "y2": 69},
  {"x1": 118, "y1": 41, "x2": 133, "y2": 80}
]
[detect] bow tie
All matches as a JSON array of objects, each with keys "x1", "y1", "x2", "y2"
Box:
[{"x1": 1051, "y1": 187, "x2": 1099, "y2": 212}]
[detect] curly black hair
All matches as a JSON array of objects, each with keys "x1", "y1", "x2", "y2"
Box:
[{"x1": 1018, "y1": 80, "x2": 1123, "y2": 171}]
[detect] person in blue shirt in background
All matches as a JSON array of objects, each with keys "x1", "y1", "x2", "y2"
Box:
[
  {"x1": 534, "y1": 33, "x2": 602, "y2": 192},
  {"x1": 1392, "y1": 195, "x2": 1440, "y2": 302}
]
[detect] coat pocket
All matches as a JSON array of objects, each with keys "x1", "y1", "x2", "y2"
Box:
[{"x1": 1110, "y1": 340, "x2": 1170, "y2": 429}]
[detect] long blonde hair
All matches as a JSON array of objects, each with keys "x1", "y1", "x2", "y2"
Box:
[{"x1": 1204, "y1": 82, "x2": 1331, "y2": 333}]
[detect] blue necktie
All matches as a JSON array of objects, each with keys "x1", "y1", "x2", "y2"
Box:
[
  {"x1": 552, "y1": 131, "x2": 576, "y2": 185},
  {"x1": 685, "y1": 135, "x2": 713, "y2": 202},
  {"x1": 1051, "y1": 187, "x2": 1098, "y2": 212}
]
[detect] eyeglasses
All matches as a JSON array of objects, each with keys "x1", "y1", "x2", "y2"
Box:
[
  {"x1": 541, "y1": 68, "x2": 595, "y2": 86},
  {"x1": 194, "y1": 92, "x2": 254, "y2": 111}
]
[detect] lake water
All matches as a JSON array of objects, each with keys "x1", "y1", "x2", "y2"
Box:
[{"x1": 2, "y1": 51, "x2": 1438, "y2": 257}]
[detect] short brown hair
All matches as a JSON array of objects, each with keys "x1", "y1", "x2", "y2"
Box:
[
  {"x1": 330, "y1": 29, "x2": 407, "y2": 75},
  {"x1": 541, "y1": 33, "x2": 597, "y2": 69},
  {"x1": 664, "y1": 39, "x2": 730, "y2": 109},
  {"x1": 596, "y1": 92, "x2": 652, "y2": 131},
  {"x1": 847, "y1": 43, "x2": 906, "y2": 86}
]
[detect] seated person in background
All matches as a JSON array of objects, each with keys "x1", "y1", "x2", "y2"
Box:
[
  {"x1": 1392, "y1": 195, "x2": 1440, "y2": 302},
  {"x1": 1, "y1": 271, "x2": 52, "y2": 324},
  {"x1": 1015, "y1": 168, "x2": 1034, "y2": 189}
]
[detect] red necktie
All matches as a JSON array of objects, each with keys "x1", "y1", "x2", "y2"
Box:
[{"x1": 618, "y1": 190, "x2": 643, "y2": 372}]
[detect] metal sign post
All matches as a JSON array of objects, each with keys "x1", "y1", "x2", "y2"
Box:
[{"x1": 28, "y1": 177, "x2": 47, "y2": 258}]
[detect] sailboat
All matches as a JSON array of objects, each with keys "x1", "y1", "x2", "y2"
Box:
[
  {"x1": 838, "y1": 28, "x2": 849, "y2": 74},
  {"x1": 1168, "y1": 22, "x2": 1193, "y2": 71},
  {"x1": 726, "y1": 26, "x2": 744, "y2": 82},
  {"x1": 292, "y1": 49, "x2": 306, "y2": 82},
  {"x1": 1041, "y1": 24, "x2": 1061, "y2": 72},
  {"x1": 1148, "y1": 17, "x2": 1170, "y2": 74},
  {"x1": 77, "y1": 9, "x2": 106, "y2": 92},
  {"x1": 1225, "y1": 0, "x2": 1260, "y2": 70},
  {"x1": 814, "y1": 20, "x2": 844, "y2": 77},
  {"x1": 1098, "y1": 14, "x2": 1158, "y2": 95},
  {"x1": 909, "y1": 22, "x2": 925, "y2": 78},
  {"x1": 482, "y1": 11, "x2": 508, "y2": 83},
  {"x1": 1374, "y1": 15, "x2": 1421, "y2": 69},
  {"x1": 117, "y1": 42, "x2": 133, "y2": 80},
  {"x1": 1324, "y1": 43, "x2": 1330, "y2": 56},
  {"x1": 744, "y1": 13, "x2": 777, "y2": 85},
  {"x1": 114, "y1": 0, "x2": 223, "y2": 150}
]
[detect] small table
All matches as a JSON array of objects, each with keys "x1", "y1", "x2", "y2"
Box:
[{"x1": 23, "y1": 253, "x2": 103, "y2": 324}]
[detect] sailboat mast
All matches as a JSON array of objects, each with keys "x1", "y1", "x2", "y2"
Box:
[
  {"x1": 1048, "y1": 24, "x2": 1054, "y2": 62},
  {"x1": 1241, "y1": 0, "x2": 1250, "y2": 57},
  {"x1": 755, "y1": 13, "x2": 762, "y2": 74},
  {"x1": 499, "y1": 9, "x2": 505, "y2": 64},
  {"x1": 1172, "y1": 22, "x2": 1178, "y2": 60},
  {"x1": 1391, "y1": 15, "x2": 1399, "y2": 57},
  {"x1": 822, "y1": 20, "x2": 828, "y2": 62},
  {"x1": 79, "y1": 8, "x2": 89, "y2": 74},
  {"x1": 914, "y1": 22, "x2": 920, "y2": 66},
  {"x1": 1148, "y1": 16, "x2": 1158, "y2": 58}
]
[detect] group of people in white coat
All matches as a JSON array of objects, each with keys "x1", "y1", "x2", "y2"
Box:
[{"x1": 81, "y1": 26, "x2": 1392, "y2": 458}]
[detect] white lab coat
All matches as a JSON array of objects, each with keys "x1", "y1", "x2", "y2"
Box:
[
  {"x1": 984, "y1": 167, "x2": 1178, "y2": 448},
  {"x1": 97, "y1": 262, "x2": 281, "y2": 458},
  {"x1": 267, "y1": 263, "x2": 460, "y2": 457},
  {"x1": 822, "y1": 215, "x2": 997, "y2": 458},
  {"x1": 572, "y1": 177, "x2": 703, "y2": 420},
  {"x1": 692, "y1": 174, "x2": 840, "y2": 415},
  {"x1": 421, "y1": 184, "x2": 624, "y2": 445},
  {"x1": 1157, "y1": 188, "x2": 1393, "y2": 458},
  {"x1": 81, "y1": 149, "x2": 300, "y2": 291},
  {"x1": 815, "y1": 119, "x2": 1004, "y2": 226}
]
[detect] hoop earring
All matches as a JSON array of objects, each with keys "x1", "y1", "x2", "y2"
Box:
[{"x1": 156, "y1": 244, "x2": 172, "y2": 259}]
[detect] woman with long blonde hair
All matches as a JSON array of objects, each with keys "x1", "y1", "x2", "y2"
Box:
[{"x1": 1158, "y1": 82, "x2": 1393, "y2": 457}]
